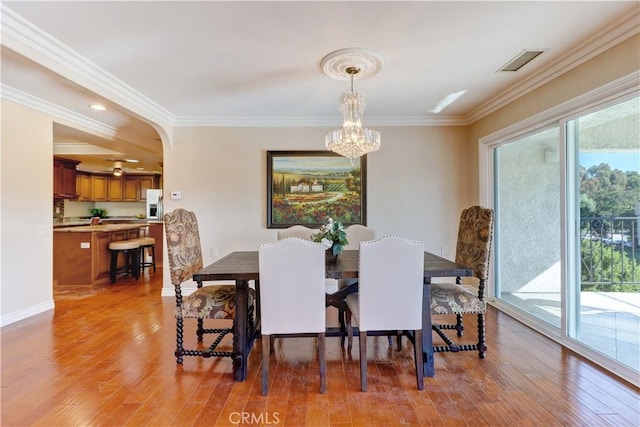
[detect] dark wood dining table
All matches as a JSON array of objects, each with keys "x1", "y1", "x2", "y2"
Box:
[{"x1": 192, "y1": 249, "x2": 472, "y2": 382}]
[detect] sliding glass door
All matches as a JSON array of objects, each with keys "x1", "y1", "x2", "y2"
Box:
[
  {"x1": 569, "y1": 95, "x2": 640, "y2": 372},
  {"x1": 491, "y1": 92, "x2": 639, "y2": 378},
  {"x1": 494, "y1": 126, "x2": 562, "y2": 327}
]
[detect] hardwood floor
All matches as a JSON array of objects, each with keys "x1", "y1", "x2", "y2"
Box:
[{"x1": 2, "y1": 269, "x2": 638, "y2": 426}]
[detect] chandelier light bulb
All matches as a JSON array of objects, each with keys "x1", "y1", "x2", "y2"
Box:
[{"x1": 325, "y1": 68, "x2": 381, "y2": 162}]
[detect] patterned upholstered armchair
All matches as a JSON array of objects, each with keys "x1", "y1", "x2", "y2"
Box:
[
  {"x1": 164, "y1": 208, "x2": 254, "y2": 364},
  {"x1": 430, "y1": 205, "x2": 494, "y2": 358}
]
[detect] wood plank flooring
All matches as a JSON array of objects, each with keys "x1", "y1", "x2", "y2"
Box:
[{"x1": 2, "y1": 269, "x2": 638, "y2": 426}]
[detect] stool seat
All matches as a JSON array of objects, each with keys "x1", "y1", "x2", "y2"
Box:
[
  {"x1": 129, "y1": 237, "x2": 157, "y2": 275},
  {"x1": 109, "y1": 240, "x2": 141, "y2": 250},
  {"x1": 108, "y1": 239, "x2": 141, "y2": 283},
  {"x1": 130, "y1": 237, "x2": 155, "y2": 246}
]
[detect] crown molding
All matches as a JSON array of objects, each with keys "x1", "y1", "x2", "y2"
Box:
[
  {"x1": 173, "y1": 115, "x2": 468, "y2": 127},
  {"x1": 1, "y1": 5, "x2": 175, "y2": 132},
  {"x1": 467, "y1": 8, "x2": 640, "y2": 124},
  {"x1": 1, "y1": 84, "x2": 161, "y2": 152}
]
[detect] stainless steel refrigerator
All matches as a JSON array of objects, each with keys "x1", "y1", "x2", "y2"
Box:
[{"x1": 146, "y1": 189, "x2": 163, "y2": 220}]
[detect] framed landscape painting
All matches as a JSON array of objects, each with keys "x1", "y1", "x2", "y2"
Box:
[{"x1": 267, "y1": 150, "x2": 367, "y2": 228}]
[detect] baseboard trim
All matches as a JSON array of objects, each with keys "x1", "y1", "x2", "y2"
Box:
[{"x1": 1, "y1": 300, "x2": 55, "y2": 328}]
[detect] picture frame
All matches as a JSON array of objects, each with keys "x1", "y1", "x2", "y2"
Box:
[{"x1": 267, "y1": 150, "x2": 367, "y2": 229}]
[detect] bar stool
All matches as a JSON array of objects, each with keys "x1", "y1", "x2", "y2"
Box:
[
  {"x1": 131, "y1": 236, "x2": 156, "y2": 274},
  {"x1": 108, "y1": 240, "x2": 141, "y2": 283}
]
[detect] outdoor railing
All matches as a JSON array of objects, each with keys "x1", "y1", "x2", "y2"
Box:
[{"x1": 580, "y1": 216, "x2": 639, "y2": 290}]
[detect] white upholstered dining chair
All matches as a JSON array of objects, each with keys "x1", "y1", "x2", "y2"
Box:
[
  {"x1": 258, "y1": 237, "x2": 327, "y2": 395},
  {"x1": 345, "y1": 235, "x2": 425, "y2": 391}
]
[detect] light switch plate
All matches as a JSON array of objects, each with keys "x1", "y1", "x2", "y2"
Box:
[
  {"x1": 80, "y1": 242, "x2": 90, "y2": 249},
  {"x1": 171, "y1": 191, "x2": 182, "y2": 200}
]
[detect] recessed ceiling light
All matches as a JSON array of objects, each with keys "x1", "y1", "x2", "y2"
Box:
[{"x1": 90, "y1": 104, "x2": 107, "y2": 111}]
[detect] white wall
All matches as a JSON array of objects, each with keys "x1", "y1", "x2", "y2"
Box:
[
  {"x1": 160, "y1": 125, "x2": 472, "y2": 294},
  {"x1": 0, "y1": 105, "x2": 472, "y2": 321},
  {"x1": 1, "y1": 101, "x2": 55, "y2": 325}
]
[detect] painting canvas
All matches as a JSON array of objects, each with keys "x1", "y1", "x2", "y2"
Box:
[{"x1": 267, "y1": 151, "x2": 366, "y2": 228}]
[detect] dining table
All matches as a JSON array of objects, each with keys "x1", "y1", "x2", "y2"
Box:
[{"x1": 192, "y1": 249, "x2": 472, "y2": 382}]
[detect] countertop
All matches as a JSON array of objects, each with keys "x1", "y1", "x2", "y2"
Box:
[
  {"x1": 54, "y1": 223, "x2": 150, "y2": 233},
  {"x1": 53, "y1": 217, "x2": 163, "y2": 228}
]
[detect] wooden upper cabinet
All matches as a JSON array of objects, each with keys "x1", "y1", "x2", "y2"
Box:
[
  {"x1": 76, "y1": 172, "x2": 92, "y2": 201},
  {"x1": 138, "y1": 176, "x2": 159, "y2": 201},
  {"x1": 123, "y1": 176, "x2": 139, "y2": 201},
  {"x1": 71, "y1": 173, "x2": 160, "y2": 202},
  {"x1": 91, "y1": 175, "x2": 108, "y2": 201},
  {"x1": 107, "y1": 177, "x2": 124, "y2": 201},
  {"x1": 53, "y1": 157, "x2": 80, "y2": 199}
]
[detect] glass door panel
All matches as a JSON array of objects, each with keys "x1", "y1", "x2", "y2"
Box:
[
  {"x1": 572, "y1": 95, "x2": 640, "y2": 371},
  {"x1": 494, "y1": 126, "x2": 562, "y2": 327}
]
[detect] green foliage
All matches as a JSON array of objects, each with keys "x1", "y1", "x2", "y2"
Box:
[
  {"x1": 579, "y1": 163, "x2": 640, "y2": 290},
  {"x1": 311, "y1": 218, "x2": 348, "y2": 255},
  {"x1": 580, "y1": 163, "x2": 640, "y2": 216},
  {"x1": 580, "y1": 239, "x2": 638, "y2": 291}
]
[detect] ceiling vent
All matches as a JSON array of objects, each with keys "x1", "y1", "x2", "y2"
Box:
[{"x1": 498, "y1": 49, "x2": 546, "y2": 72}]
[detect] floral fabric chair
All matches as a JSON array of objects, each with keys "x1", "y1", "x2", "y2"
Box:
[
  {"x1": 430, "y1": 205, "x2": 494, "y2": 358},
  {"x1": 164, "y1": 208, "x2": 254, "y2": 363}
]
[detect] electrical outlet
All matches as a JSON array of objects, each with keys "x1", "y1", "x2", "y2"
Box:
[
  {"x1": 441, "y1": 245, "x2": 448, "y2": 256},
  {"x1": 211, "y1": 248, "x2": 219, "y2": 258},
  {"x1": 80, "y1": 242, "x2": 90, "y2": 249}
]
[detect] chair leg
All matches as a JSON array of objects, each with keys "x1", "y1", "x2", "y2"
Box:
[
  {"x1": 197, "y1": 319, "x2": 205, "y2": 342},
  {"x1": 456, "y1": 313, "x2": 464, "y2": 337},
  {"x1": 150, "y1": 244, "x2": 156, "y2": 273},
  {"x1": 346, "y1": 309, "x2": 353, "y2": 352},
  {"x1": 478, "y1": 312, "x2": 487, "y2": 359},
  {"x1": 269, "y1": 335, "x2": 275, "y2": 354},
  {"x1": 338, "y1": 303, "x2": 347, "y2": 348},
  {"x1": 262, "y1": 335, "x2": 270, "y2": 395},
  {"x1": 318, "y1": 333, "x2": 326, "y2": 393},
  {"x1": 109, "y1": 250, "x2": 118, "y2": 283},
  {"x1": 413, "y1": 329, "x2": 424, "y2": 390},
  {"x1": 359, "y1": 331, "x2": 367, "y2": 392},
  {"x1": 175, "y1": 316, "x2": 184, "y2": 364},
  {"x1": 131, "y1": 249, "x2": 140, "y2": 280}
]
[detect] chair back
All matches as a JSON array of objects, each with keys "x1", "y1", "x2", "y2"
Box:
[
  {"x1": 344, "y1": 224, "x2": 375, "y2": 250},
  {"x1": 277, "y1": 225, "x2": 314, "y2": 241},
  {"x1": 259, "y1": 238, "x2": 326, "y2": 335},
  {"x1": 358, "y1": 235, "x2": 424, "y2": 331},
  {"x1": 454, "y1": 206, "x2": 494, "y2": 280},
  {"x1": 164, "y1": 208, "x2": 204, "y2": 286}
]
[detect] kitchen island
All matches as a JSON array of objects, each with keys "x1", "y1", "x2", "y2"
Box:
[{"x1": 54, "y1": 224, "x2": 144, "y2": 286}]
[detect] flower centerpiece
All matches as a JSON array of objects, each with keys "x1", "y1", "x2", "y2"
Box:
[{"x1": 311, "y1": 217, "x2": 348, "y2": 261}]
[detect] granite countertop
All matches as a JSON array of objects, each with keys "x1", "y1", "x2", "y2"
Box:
[
  {"x1": 54, "y1": 223, "x2": 148, "y2": 233},
  {"x1": 53, "y1": 217, "x2": 163, "y2": 228}
]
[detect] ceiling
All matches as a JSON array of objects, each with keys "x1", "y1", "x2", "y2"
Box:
[{"x1": 1, "y1": 2, "x2": 638, "y2": 174}]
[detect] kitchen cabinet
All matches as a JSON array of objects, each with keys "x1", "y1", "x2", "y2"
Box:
[
  {"x1": 74, "y1": 173, "x2": 160, "y2": 202},
  {"x1": 53, "y1": 157, "x2": 80, "y2": 199},
  {"x1": 76, "y1": 172, "x2": 92, "y2": 201},
  {"x1": 108, "y1": 176, "x2": 123, "y2": 201},
  {"x1": 123, "y1": 176, "x2": 139, "y2": 201},
  {"x1": 146, "y1": 223, "x2": 164, "y2": 267},
  {"x1": 91, "y1": 175, "x2": 108, "y2": 201},
  {"x1": 138, "y1": 175, "x2": 160, "y2": 201},
  {"x1": 53, "y1": 224, "x2": 141, "y2": 286}
]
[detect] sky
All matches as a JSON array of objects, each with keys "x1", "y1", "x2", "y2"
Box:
[{"x1": 580, "y1": 152, "x2": 640, "y2": 173}]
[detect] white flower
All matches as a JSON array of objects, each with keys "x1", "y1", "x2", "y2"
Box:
[{"x1": 320, "y1": 237, "x2": 333, "y2": 249}]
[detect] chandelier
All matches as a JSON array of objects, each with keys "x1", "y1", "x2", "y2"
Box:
[{"x1": 322, "y1": 48, "x2": 383, "y2": 163}]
